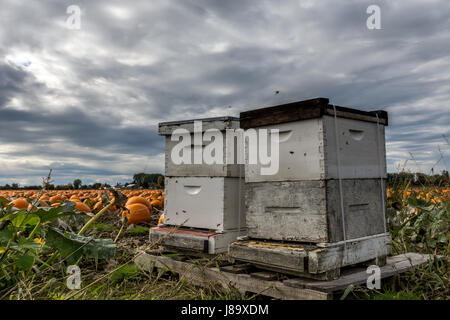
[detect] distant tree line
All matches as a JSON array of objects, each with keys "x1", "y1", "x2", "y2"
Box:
[
  {"x1": 0, "y1": 173, "x2": 165, "y2": 190},
  {"x1": 131, "y1": 173, "x2": 164, "y2": 189},
  {"x1": 387, "y1": 170, "x2": 449, "y2": 187},
  {"x1": 3, "y1": 171, "x2": 446, "y2": 190},
  {"x1": 0, "y1": 181, "x2": 112, "y2": 190}
]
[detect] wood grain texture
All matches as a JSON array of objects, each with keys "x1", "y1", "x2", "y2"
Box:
[
  {"x1": 239, "y1": 98, "x2": 388, "y2": 129},
  {"x1": 135, "y1": 253, "x2": 437, "y2": 299},
  {"x1": 245, "y1": 179, "x2": 386, "y2": 243},
  {"x1": 135, "y1": 253, "x2": 331, "y2": 300},
  {"x1": 228, "y1": 240, "x2": 307, "y2": 273},
  {"x1": 150, "y1": 228, "x2": 208, "y2": 252},
  {"x1": 229, "y1": 233, "x2": 391, "y2": 277},
  {"x1": 284, "y1": 253, "x2": 441, "y2": 293}
]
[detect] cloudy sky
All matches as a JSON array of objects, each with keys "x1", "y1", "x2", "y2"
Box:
[{"x1": 0, "y1": 0, "x2": 449, "y2": 186}]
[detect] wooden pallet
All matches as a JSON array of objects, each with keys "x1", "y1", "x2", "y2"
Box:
[
  {"x1": 228, "y1": 233, "x2": 392, "y2": 280},
  {"x1": 135, "y1": 252, "x2": 441, "y2": 300}
]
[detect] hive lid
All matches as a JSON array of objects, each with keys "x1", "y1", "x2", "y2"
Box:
[
  {"x1": 158, "y1": 116, "x2": 240, "y2": 135},
  {"x1": 239, "y1": 98, "x2": 388, "y2": 129}
]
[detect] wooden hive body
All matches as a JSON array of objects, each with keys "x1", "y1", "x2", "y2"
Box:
[
  {"x1": 239, "y1": 98, "x2": 388, "y2": 243},
  {"x1": 159, "y1": 117, "x2": 243, "y2": 177},
  {"x1": 164, "y1": 176, "x2": 245, "y2": 232},
  {"x1": 152, "y1": 117, "x2": 246, "y2": 254},
  {"x1": 229, "y1": 98, "x2": 391, "y2": 279}
]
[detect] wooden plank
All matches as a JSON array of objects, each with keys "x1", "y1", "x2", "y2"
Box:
[
  {"x1": 220, "y1": 263, "x2": 254, "y2": 274},
  {"x1": 250, "y1": 271, "x2": 279, "y2": 281},
  {"x1": 240, "y1": 98, "x2": 328, "y2": 129},
  {"x1": 150, "y1": 228, "x2": 209, "y2": 253},
  {"x1": 158, "y1": 116, "x2": 239, "y2": 135},
  {"x1": 239, "y1": 98, "x2": 388, "y2": 129},
  {"x1": 308, "y1": 233, "x2": 391, "y2": 274},
  {"x1": 325, "y1": 105, "x2": 389, "y2": 126},
  {"x1": 284, "y1": 253, "x2": 440, "y2": 293},
  {"x1": 135, "y1": 253, "x2": 331, "y2": 300},
  {"x1": 228, "y1": 241, "x2": 307, "y2": 273},
  {"x1": 324, "y1": 107, "x2": 388, "y2": 126},
  {"x1": 229, "y1": 234, "x2": 391, "y2": 277}
]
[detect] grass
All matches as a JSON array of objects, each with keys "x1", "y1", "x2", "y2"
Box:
[
  {"x1": 127, "y1": 226, "x2": 150, "y2": 236},
  {"x1": 1, "y1": 180, "x2": 448, "y2": 300}
]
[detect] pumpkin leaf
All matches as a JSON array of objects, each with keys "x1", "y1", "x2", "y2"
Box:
[
  {"x1": 17, "y1": 238, "x2": 42, "y2": 253},
  {"x1": 34, "y1": 201, "x2": 86, "y2": 223},
  {"x1": 0, "y1": 229, "x2": 14, "y2": 246},
  {"x1": 0, "y1": 197, "x2": 9, "y2": 208},
  {"x1": 46, "y1": 227, "x2": 116, "y2": 264},
  {"x1": 15, "y1": 253, "x2": 35, "y2": 271},
  {"x1": 11, "y1": 211, "x2": 40, "y2": 228},
  {"x1": 407, "y1": 197, "x2": 432, "y2": 210}
]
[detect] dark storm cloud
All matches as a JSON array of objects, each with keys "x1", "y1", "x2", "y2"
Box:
[{"x1": 0, "y1": 0, "x2": 449, "y2": 185}]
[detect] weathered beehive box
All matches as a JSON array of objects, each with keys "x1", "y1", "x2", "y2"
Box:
[
  {"x1": 151, "y1": 117, "x2": 246, "y2": 254},
  {"x1": 240, "y1": 98, "x2": 388, "y2": 243},
  {"x1": 245, "y1": 179, "x2": 386, "y2": 243},
  {"x1": 243, "y1": 98, "x2": 387, "y2": 182},
  {"x1": 158, "y1": 117, "x2": 242, "y2": 177},
  {"x1": 164, "y1": 176, "x2": 245, "y2": 232},
  {"x1": 229, "y1": 98, "x2": 391, "y2": 279}
]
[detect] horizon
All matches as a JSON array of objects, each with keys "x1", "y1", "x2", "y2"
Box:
[{"x1": 1, "y1": 1, "x2": 449, "y2": 185}]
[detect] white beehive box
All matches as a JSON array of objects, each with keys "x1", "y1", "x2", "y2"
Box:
[
  {"x1": 164, "y1": 176, "x2": 245, "y2": 233},
  {"x1": 245, "y1": 179, "x2": 386, "y2": 242},
  {"x1": 242, "y1": 100, "x2": 387, "y2": 182},
  {"x1": 154, "y1": 116, "x2": 247, "y2": 254},
  {"x1": 158, "y1": 117, "x2": 243, "y2": 177},
  {"x1": 229, "y1": 98, "x2": 391, "y2": 279},
  {"x1": 238, "y1": 98, "x2": 389, "y2": 243}
]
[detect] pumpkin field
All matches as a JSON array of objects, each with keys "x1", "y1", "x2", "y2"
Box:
[{"x1": 0, "y1": 180, "x2": 448, "y2": 300}]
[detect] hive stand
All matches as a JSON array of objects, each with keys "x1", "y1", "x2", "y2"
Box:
[
  {"x1": 135, "y1": 252, "x2": 441, "y2": 300},
  {"x1": 228, "y1": 233, "x2": 391, "y2": 280}
]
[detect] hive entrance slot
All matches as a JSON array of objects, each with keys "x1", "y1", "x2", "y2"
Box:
[
  {"x1": 183, "y1": 185, "x2": 202, "y2": 195},
  {"x1": 277, "y1": 130, "x2": 293, "y2": 143},
  {"x1": 265, "y1": 207, "x2": 302, "y2": 214},
  {"x1": 348, "y1": 129, "x2": 365, "y2": 141}
]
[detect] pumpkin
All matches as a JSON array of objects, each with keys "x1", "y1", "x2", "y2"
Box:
[
  {"x1": 49, "y1": 195, "x2": 62, "y2": 204},
  {"x1": 93, "y1": 201, "x2": 103, "y2": 213},
  {"x1": 11, "y1": 197, "x2": 29, "y2": 210},
  {"x1": 126, "y1": 196, "x2": 151, "y2": 209},
  {"x1": 74, "y1": 201, "x2": 91, "y2": 213},
  {"x1": 122, "y1": 203, "x2": 151, "y2": 225},
  {"x1": 150, "y1": 199, "x2": 163, "y2": 210},
  {"x1": 27, "y1": 200, "x2": 49, "y2": 211}
]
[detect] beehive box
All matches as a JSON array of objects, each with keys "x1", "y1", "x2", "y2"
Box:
[
  {"x1": 239, "y1": 98, "x2": 388, "y2": 243},
  {"x1": 229, "y1": 98, "x2": 390, "y2": 278},
  {"x1": 164, "y1": 176, "x2": 245, "y2": 232},
  {"x1": 158, "y1": 117, "x2": 242, "y2": 177},
  {"x1": 152, "y1": 116, "x2": 246, "y2": 255},
  {"x1": 245, "y1": 179, "x2": 385, "y2": 242},
  {"x1": 242, "y1": 98, "x2": 388, "y2": 182}
]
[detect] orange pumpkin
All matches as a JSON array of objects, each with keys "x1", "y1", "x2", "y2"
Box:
[
  {"x1": 50, "y1": 195, "x2": 62, "y2": 204},
  {"x1": 150, "y1": 199, "x2": 163, "y2": 210},
  {"x1": 126, "y1": 196, "x2": 151, "y2": 209},
  {"x1": 122, "y1": 203, "x2": 151, "y2": 225},
  {"x1": 27, "y1": 200, "x2": 50, "y2": 211},
  {"x1": 74, "y1": 202, "x2": 91, "y2": 213},
  {"x1": 11, "y1": 197, "x2": 29, "y2": 210}
]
